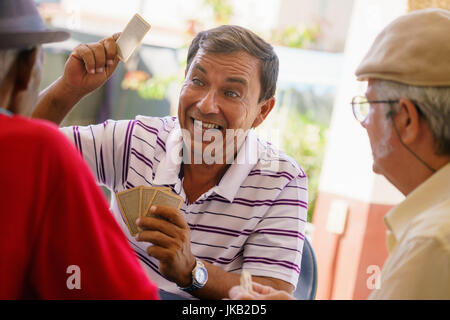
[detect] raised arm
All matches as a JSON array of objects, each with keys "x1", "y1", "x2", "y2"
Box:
[{"x1": 33, "y1": 33, "x2": 121, "y2": 125}]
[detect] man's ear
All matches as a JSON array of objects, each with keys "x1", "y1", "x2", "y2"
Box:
[
  {"x1": 252, "y1": 97, "x2": 275, "y2": 128},
  {"x1": 394, "y1": 98, "x2": 421, "y2": 145},
  {"x1": 14, "y1": 48, "x2": 38, "y2": 92}
]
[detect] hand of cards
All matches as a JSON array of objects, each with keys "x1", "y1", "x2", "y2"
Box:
[{"x1": 115, "y1": 186, "x2": 184, "y2": 236}]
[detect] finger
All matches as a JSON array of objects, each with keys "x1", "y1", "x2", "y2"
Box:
[
  {"x1": 228, "y1": 286, "x2": 256, "y2": 300},
  {"x1": 102, "y1": 36, "x2": 118, "y2": 66},
  {"x1": 251, "y1": 282, "x2": 274, "y2": 294},
  {"x1": 112, "y1": 32, "x2": 121, "y2": 41},
  {"x1": 136, "y1": 216, "x2": 182, "y2": 238},
  {"x1": 135, "y1": 229, "x2": 176, "y2": 248},
  {"x1": 148, "y1": 205, "x2": 187, "y2": 229},
  {"x1": 86, "y1": 42, "x2": 106, "y2": 74},
  {"x1": 146, "y1": 244, "x2": 173, "y2": 263},
  {"x1": 72, "y1": 44, "x2": 96, "y2": 74}
]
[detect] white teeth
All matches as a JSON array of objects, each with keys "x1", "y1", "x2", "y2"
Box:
[{"x1": 194, "y1": 120, "x2": 220, "y2": 130}]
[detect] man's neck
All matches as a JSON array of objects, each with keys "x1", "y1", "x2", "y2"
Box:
[
  {"x1": 393, "y1": 158, "x2": 450, "y2": 196},
  {"x1": 182, "y1": 162, "x2": 230, "y2": 204}
]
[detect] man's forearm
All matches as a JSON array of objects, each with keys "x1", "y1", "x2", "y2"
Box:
[
  {"x1": 190, "y1": 261, "x2": 293, "y2": 300},
  {"x1": 33, "y1": 77, "x2": 85, "y2": 125}
]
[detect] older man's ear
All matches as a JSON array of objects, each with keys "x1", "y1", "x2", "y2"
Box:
[
  {"x1": 252, "y1": 96, "x2": 276, "y2": 128},
  {"x1": 394, "y1": 98, "x2": 423, "y2": 146}
]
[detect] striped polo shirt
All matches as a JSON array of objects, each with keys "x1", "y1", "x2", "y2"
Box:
[{"x1": 60, "y1": 116, "x2": 308, "y2": 299}]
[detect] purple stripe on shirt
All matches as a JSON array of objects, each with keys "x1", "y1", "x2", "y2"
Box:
[
  {"x1": 76, "y1": 126, "x2": 83, "y2": 155},
  {"x1": 254, "y1": 228, "x2": 305, "y2": 240},
  {"x1": 122, "y1": 121, "x2": 133, "y2": 182},
  {"x1": 243, "y1": 256, "x2": 300, "y2": 274},
  {"x1": 123, "y1": 120, "x2": 137, "y2": 183},
  {"x1": 100, "y1": 146, "x2": 106, "y2": 184},
  {"x1": 129, "y1": 166, "x2": 152, "y2": 185},
  {"x1": 130, "y1": 148, "x2": 154, "y2": 170},
  {"x1": 72, "y1": 126, "x2": 79, "y2": 152},
  {"x1": 89, "y1": 126, "x2": 100, "y2": 182},
  {"x1": 249, "y1": 169, "x2": 295, "y2": 180},
  {"x1": 199, "y1": 196, "x2": 308, "y2": 209},
  {"x1": 135, "y1": 121, "x2": 166, "y2": 152},
  {"x1": 133, "y1": 134, "x2": 156, "y2": 150}
]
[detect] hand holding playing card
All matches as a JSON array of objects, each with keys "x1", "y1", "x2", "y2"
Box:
[
  {"x1": 136, "y1": 205, "x2": 196, "y2": 287},
  {"x1": 61, "y1": 13, "x2": 150, "y2": 97},
  {"x1": 62, "y1": 33, "x2": 121, "y2": 97}
]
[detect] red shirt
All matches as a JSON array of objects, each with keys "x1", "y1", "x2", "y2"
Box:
[{"x1": 0, "y1": 114, "x2": 159, "y2": 299}]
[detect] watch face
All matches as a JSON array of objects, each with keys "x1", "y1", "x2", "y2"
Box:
[{"x1": 194, "y1": 267, "x2": 208, "y2": 285}]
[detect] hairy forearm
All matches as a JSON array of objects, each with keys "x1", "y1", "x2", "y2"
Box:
[
  {"x1": 33, "y1": 77, "x2": 85, "y2": 125},
  {"x1": 191, "y1": 262, "x2": 293, "y2": 300}
]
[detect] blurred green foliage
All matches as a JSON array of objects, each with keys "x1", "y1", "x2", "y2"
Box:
[
  {"x1": 281, "y1": 106, "x2": 328, "y2": 222},
  {"x1": 204, "y1": 0, "x2": 234, "y2": 24},
  {"x1": 137, "y1": 75, "x2": 179, "y2": 101},
  {"x1": 271, "y1": 25, "x2": 321, "y2": 49}
]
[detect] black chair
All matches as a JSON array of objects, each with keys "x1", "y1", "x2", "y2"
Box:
[{"x1": 292, "y1": 237, "x2": 318, "y2": 300}]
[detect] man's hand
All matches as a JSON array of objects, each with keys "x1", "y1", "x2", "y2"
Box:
[
  {"x1": 62, "y1": 33, "x2": 121, "y2": 96},
  {"x1": 33, "y1": 33, "x2": 122, "y2": 124},
  {"x1": 135, "y1": 205, "x2": 196, "y2": 287}
]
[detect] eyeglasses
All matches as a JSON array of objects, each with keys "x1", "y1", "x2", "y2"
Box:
[{"x1": 351, "y1": 96, "x2": 399, "y2": 122}]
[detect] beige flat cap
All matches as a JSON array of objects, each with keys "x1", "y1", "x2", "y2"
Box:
[{"x1": 355, "y1": 8, "x2": 450, "y2": 87}]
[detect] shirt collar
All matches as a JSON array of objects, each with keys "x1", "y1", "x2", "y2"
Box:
[
  {"x1": 384, "y1": 162, "x2": 450, "y2": 245},
  {"x1": 152, "y1": 126, "x2": 260, "y2": 202},
  {"x1": 214, "y1": 130, "x2": 260, "y2": 202}
]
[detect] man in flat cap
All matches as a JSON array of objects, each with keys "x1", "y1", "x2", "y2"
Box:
[
  {"x1": 230, "y1": 8, "x2": 450, "y2": 300},
  {"x1": 0, "y1": 0, "x2": 158, "y2": 299}
]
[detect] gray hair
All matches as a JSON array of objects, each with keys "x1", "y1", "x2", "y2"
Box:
[
  {"x1": 0, "y1": 49, "x2": 19, "y2": 87},
  {"x1": 372, "y1": 79, "x2": 450, "y2": 155}
]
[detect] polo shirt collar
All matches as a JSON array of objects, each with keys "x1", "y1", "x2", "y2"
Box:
[
  {"x1": 384, "y1": 162, "x2": 450, "y2": 245},
  {"x1": 152, "y1": 127, "x2": 260, "y2": 202},
  {"x1": 214, "y1": 130, "x2": 260, "y2": 202}
]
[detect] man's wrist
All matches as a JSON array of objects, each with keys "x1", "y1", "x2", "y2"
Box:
[{"x1": 178, "y1": 259, "x2": 208, "y2": 293}]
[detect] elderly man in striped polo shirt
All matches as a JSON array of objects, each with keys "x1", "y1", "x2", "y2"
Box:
[{"x1": 33, "y1": 25, "x2": 307, "y2": 299}]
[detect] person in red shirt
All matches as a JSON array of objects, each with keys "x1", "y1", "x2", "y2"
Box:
[{"x1": 0, "y1": 0, "x2": 159, "y2": 300}]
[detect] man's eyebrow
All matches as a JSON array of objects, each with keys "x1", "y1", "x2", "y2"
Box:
[
  {"x1": 193, "y1": 64, "x2": 207, "y2": 74},
  {"x1": 226, "y1": 77, "x2": 248, "y2": 87},
  {"x1": 192, "y1": 63, "x2": 248, "y2": 86}
]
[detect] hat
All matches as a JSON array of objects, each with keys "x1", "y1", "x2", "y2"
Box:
[
  {"x1": 0, "y1": 0, "x2": 70, "y2": 49},
  {"x1": 355, "y1": 8, "x2": 450, "y2": 87}
]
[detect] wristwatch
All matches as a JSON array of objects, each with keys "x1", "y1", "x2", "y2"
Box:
[{"x1": 179, "y1": 259, "x2": 208, "y2": 293}]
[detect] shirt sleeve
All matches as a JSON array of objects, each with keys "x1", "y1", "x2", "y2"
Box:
[
  {"x1": 59, "y1": 119, "x2": 134, "y2": 191},
  {"x1": 369, "y1": 237, "x2": 450, "y2": 299},
  {"x1": 29, "y1": 127, "x2": 159, "y2": 299},
  {"x1": 242, "y1": 174, "x2": 308, "y2": 288}
]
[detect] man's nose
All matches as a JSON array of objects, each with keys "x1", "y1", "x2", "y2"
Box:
[{"x1": 197, "y1": 90, "x2": 220, "y2": 114}]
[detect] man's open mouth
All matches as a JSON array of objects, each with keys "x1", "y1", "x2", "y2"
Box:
[{"x1": 192, "y1": 118, "x2": 223, "y2": 131}]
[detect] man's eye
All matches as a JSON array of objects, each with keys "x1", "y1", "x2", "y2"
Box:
[
  {"x1": 225, "y1": 90, "x2": 239, "y2": 98},
  {"x1": 192, "y1": 78, "x2": 204, "y2": 86}
]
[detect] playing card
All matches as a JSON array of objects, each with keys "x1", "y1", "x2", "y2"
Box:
[
  {"x1": 240, "y1": 270, "x2": 253, "y2": 294},
  {"x1": 139, "y1": 186, "x2": 157, "y2": 217},
  {"x1": 151, "y1": 190, "x2": 184, "y2": 209},
  {"x1": 144, "y1": 189, "x2": 183, "y2": 218},
  {"x1": 116, "y1": 187, "x2": 140, "y2": 236},
  {"x1": 116, "y1": 13, "x2": 151, "y2": 62}
]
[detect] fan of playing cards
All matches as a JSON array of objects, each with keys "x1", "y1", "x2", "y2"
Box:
[{"x1": 116, "y1": 186, "x2": 184, "y2": 236}]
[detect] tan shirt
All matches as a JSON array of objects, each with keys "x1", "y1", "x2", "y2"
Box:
[{"x1": 369, "y1": 163, "x2": 450, "y2": 300}]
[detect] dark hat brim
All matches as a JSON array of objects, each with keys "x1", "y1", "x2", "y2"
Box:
[{"x1": 0, "y1": 29, "x2": 70, "y2": 49}]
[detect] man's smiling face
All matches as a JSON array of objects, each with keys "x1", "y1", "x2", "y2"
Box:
[{"x1": 178, "y1": 49, "x2": 266, "y2": 161}]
